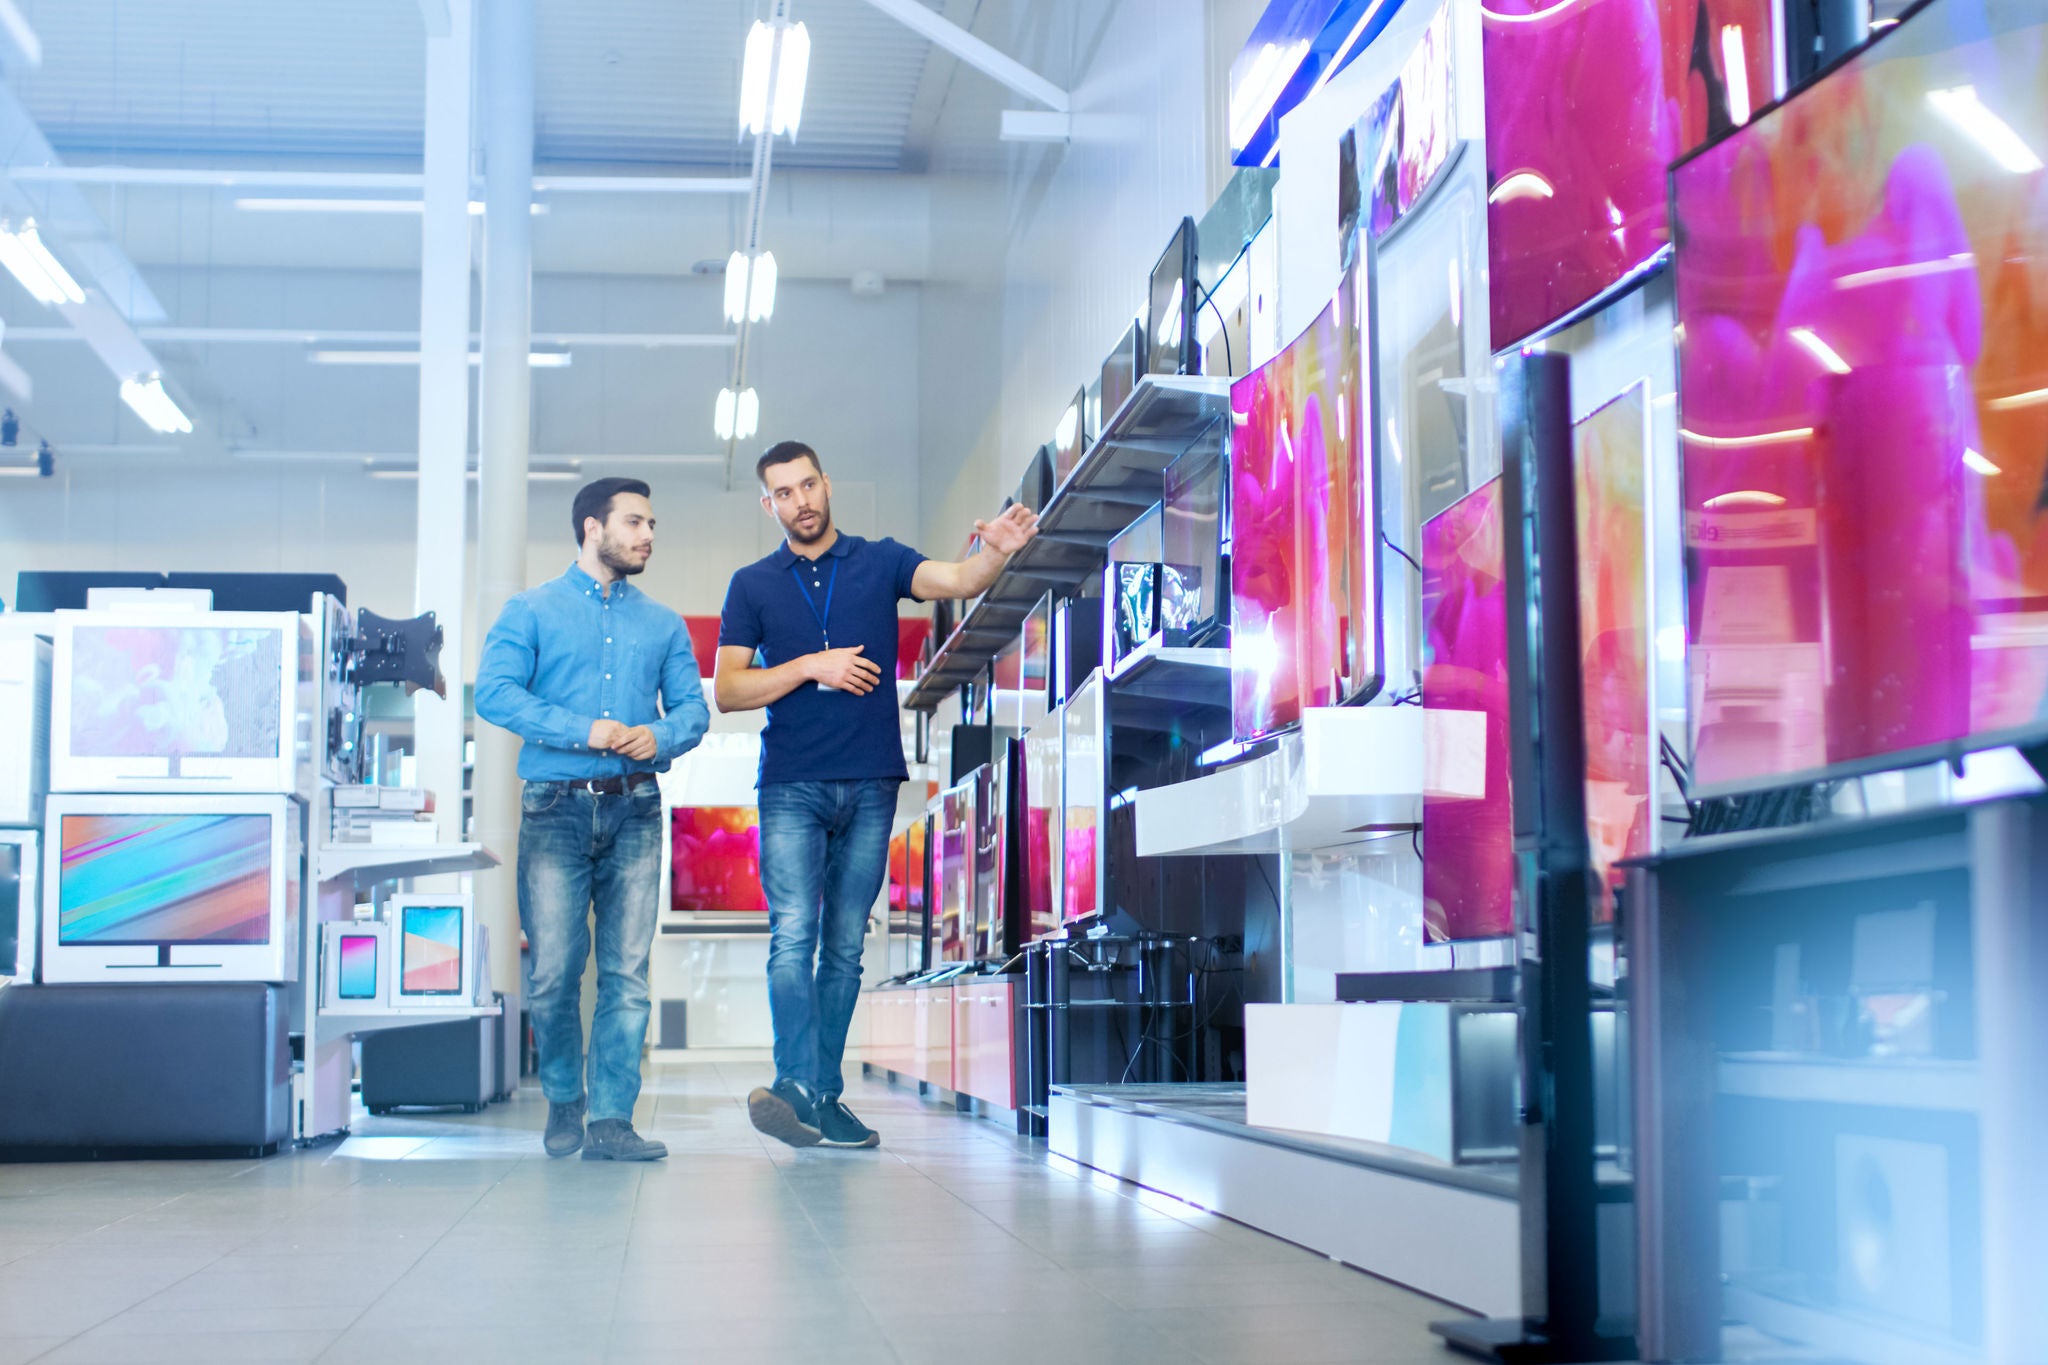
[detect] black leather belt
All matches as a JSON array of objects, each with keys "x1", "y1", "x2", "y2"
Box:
[{"x1": 538, "y1": 773, "x2": 659, "y2": 796}]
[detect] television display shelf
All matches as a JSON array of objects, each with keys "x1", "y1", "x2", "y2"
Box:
[
  {"x1": 905, "y1": 375, "x2": 1232, "y2": 711},
  {"x1": 317, "y1": 1002, "x2": 500, "y2": 1037},
  {"x1": 1104, "y1": 639, "x2": 1230, "y2": 736},
  {"x1": 317, "y1": 841, "x2": 498, "y2": 886}
]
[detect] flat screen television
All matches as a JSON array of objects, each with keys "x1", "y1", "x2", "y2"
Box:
[
  {"x1": 390, "y1": 894, "x2": 477, "y2": 1007},
  {"x1": 1574, "y1": 382, "x2": 1658, "y2": 919},
  {"x1": 1052, "y1": 389, "x2": 1089, "y2": 492},
  {"x1": 1021, "y1": 595, "x2": 1053, "y2": 730},
  {"x1": 1014, "y1": 444, "x2": 1055, "y2": 514},
  {"x1": 1101, "y1": 319, "x2": 1144, "y2": 425},
  {"x1": 991, "y1": 635, "x2": 1026, "y2": 737},
  {"x1": 0, "y1": 829, "x2": 37, "y2": 983},
  {"x1": 1229, "y1": 258, "x2": 1381, "y2": 742},
  {"x1": 1021, "y1": 707, "x2": 1063, "y2": 943},
  {"x1": 1061, "y1": 672, "x2": 1105, "y2": 923},
  {"x1": 670, "y1": 806, "x2": 768, "y2": 913},
  {"x1": 1146, "y1": 217, "x2": 1200, "y2": 377},
  {"x1": 1420, "y1": 478, "x2": 1514, "y2": 943},
  {"x1": 973, "y1": 753, "x2": 1010, "y2": 961},
  {"x1": 1483, "y1": 0, "x2": 1779, "y2": 350},
  {"x1": 937, "y1": 779, "x2": 975, "y2": 962},
  {"x1": 1162, "y1": 443, "x2": 1227, "y2": 644},
  {"x1": 319, "y1": 918, "x2": 389, "y2": 1011},
  {"x1": 51, "y1": 609, "x2": 306, "y2": 794},
  {"x1": 41, "y1": 794, "x2": 302, "y2": 983},
  {"x1": 1672, "y1": 0, "x2": 2048, "y2": 795}
]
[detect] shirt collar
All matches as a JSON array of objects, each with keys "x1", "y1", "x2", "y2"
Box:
[
  {"x1": 772, "y1": 534, "x2": 854, "y2": 569},
  {"x1": 564, "y1": 562, "x2": 630, "y2": 600}
]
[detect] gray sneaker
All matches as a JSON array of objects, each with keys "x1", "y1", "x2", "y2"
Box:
[
  {"x1": 815, "y1": 1096, "x2": 880, "y2": 1149},
  {"x1": 544, "y1": 1098, "x2": 586, "y2": 1157},
  {"x1": 582, "y1": 1119, "x2": 668, "y2": 1162},
  {"x1": 747, "y1": 1079, "x2": 823, "y2": 1148}
]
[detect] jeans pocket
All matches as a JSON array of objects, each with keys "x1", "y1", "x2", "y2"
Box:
[{"x1": 522, "y1": 783, "x2": 563, "y2": 815}]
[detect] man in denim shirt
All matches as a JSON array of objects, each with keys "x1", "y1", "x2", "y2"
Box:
[
  {"x1": 476, "y1": 477, "x2": 709, "y2": 1161},
  {"x1": 716, "y1": 442, "x2": 1035, "y2": 1149}
]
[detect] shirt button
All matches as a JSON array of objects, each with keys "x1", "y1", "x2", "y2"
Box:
[{"x1": 606, "y1": 673, "x2": 612, "y2": 679}]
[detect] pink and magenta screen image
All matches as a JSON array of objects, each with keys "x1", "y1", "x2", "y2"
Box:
[
  {"x1": 68, "y1": 624, "x2": 284, "y2": 759},
  {"x1": 1421, "y1": 479, "x2": 1515, "y2": 943},
  {"x1": 670, "y1": 807, "x2": 769, "y2": 913},
  {"x1": 337, "y1": 933, "x2": 380, "y2": 999},
  {"x1": 1229, "y1": 262, "x2": 1377, "y2": 742},
  {"x1": 1484, "y1": 0, "x2": 1778, "y2": 349},
  {"x1": 58, "y1": 812, "x2": 273, "y2": 945},
  {"x1": 1674, "y1": 0, "x2": 2048, "y2": 792}
]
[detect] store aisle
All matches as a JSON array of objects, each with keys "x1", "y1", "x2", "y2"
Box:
[{"x1": 0, "y1": 1057, "x2": 1458, "y2": 1364}]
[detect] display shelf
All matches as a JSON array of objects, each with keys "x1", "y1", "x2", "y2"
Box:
[
  {"x1": 1335, "y1": 967, "x2": 1518, "y2": 1004},
  {"x1": 317, "y1": 1003, "x2": 499, "y2": 1036},
  {"x1": 1106, "y1": 639, "x2": 1230, "y2": 707},
  {"x1": 317, "y1": 841, "x2": 498, "y2": 886},
  {"x1": 905, "y1": 375, "x2": 1232, "y2": 711},
  {"x1": 1717, "y1": 1051, "x2": 1979, "y2": 1113}
]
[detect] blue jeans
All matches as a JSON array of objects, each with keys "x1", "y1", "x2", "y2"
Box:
[
  {"x1": 760, "y1": 778, "x2": 899, "y2": 1099},
  {"x1": 517, "y1": 780, "x2": 663, "y2": 1124}
]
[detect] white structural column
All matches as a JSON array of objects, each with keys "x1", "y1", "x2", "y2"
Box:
[
  {"x1": 473, "y1": 0, "x2": 536, "y2": 993},
  {"x1": 413, "y1": 0, "x2": 473, "y2": 847}
]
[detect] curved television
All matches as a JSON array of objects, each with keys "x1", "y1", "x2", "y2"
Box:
[
  {"x1": 1672, "y1": 0, "x2": 2048, "y2": 794},
  {"x1": 1229, "y1": 258, "x2": 1382, "y2": 742},
  {"x1": 670, "y1": 807, "x2": 768, "y2": 913}
]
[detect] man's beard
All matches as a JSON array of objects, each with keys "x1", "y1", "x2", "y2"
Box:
[
  {"x1": 784, "y1": 504, "x2": 833, "y2": 545},
  {"x1": 598, "y1": 533, "x2": 647, "y2": 576}
]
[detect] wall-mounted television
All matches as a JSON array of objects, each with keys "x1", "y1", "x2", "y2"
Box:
[
  {"x1": 1147, "y1": 217, "x2": 1200, "y2": 377},
  {"x1": 320, "y1": 918, "x2": 389, "y2": 1012},
  {"x1": 42, "y1": 794, "x2": 302, "y2": 983},
  {"x1": 1673, "y1": 0, "x2": 2048, "y2": 795},
  {"x1": 670, "y1": 806, "x2": 768, "y2": 913},
  {"x1": 0, "y1": 829, "x2": 38, "y2": 983},
  {"x1": 1229, "y1": 258, "x2": 1381, "y2": 743},
  {"x1": 1420, "y1": 478, "x2": 1514, "y2": 943},
  {"x1": 937, "y1": 779, "x2": 975, "y2": 963},
  {"x1": 390, "y1": 895, "x2": 477, "y2": 1008},
  {"x1": 1021, "y1": 707, "x2": 1063, "y2": 943},
  {"x1": 51, "y1": 609, "x2": 307, "y2": 795},
  {"x1": 1061, "y1": 673, "x2": 1105, "y2": 923},
  {"x1": 1483, "y1": 0, "x2": 1778, "y2": 350}
]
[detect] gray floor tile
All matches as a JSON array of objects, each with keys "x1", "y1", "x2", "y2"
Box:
[
  {"x1": 0, "y1": 1338, "x2": 71, "y2": 1365},
  {"x1": 37, "y1": 1328, "x2": 341, "y2": 1364}
]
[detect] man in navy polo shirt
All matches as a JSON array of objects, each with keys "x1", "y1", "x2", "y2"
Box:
[{"x1": 716, "y1": 441, "x2": 1036, "y2": 1148}]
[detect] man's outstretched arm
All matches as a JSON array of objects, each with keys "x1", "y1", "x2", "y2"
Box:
[{"x1": 910, "y1": 503, "x2": 1039, "y2": 601}]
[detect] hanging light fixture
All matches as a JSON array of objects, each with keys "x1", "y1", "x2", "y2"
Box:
[
  {"x1": 722, "y1": 250, "x2": 779, "y2": 325},
  {"x1": 739, "y1": 20, "x2": 811, "y2": 138},
  {"x1": 0, "y1": 219, "x2": 84, "y2": 307},
  {"x1": 715, "y1": 386, "x2": 760, "y2": 442},
  {"x1": 120, "y1": 375, "x2": 193, "y2": 435}
]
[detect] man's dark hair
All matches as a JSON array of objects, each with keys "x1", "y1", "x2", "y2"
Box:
[
  {"x1": 571, "y1": 477, "x2": 652, "y2": 546},
  {"x1": 755, "y1": 441, "x2": 822, "y2": 487}
]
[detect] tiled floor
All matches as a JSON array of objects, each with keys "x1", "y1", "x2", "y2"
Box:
[{"x1": 0, "y1": 1054, "x2": 1461, "y2": 1364}]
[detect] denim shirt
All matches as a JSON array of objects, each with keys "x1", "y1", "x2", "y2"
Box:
[{"x1": 475, "y1": 564, "x2": 710, "y2": 781}]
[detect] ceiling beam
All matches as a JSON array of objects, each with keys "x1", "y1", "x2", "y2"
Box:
[
  {"x1": 2, "y1": 326, "x2": 735, "y2": 349},
  {"x1": 0, "y1": 0, "x2": 40, "y2": 70},
  {"x1": 5, "y1": 166, "x2": 750, "y2": 195},
  {"x1": 854, "y1": 0, "x2": 1068, "y2": 113}
]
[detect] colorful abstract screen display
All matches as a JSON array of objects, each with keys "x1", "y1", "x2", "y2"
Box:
[
  {"x1": 58, "y1": 813, "x2": 272, "y2": 945},
  {"x1": 1484, "y1": 0, "x2": 1777, "y2": 350},
  {"x1": 670, "y1": 807, "x2": 768, "y2": 913},
  {"x1": 1574, "y1": 384, "x2": 1657, "y2": 918},
  {"x1": 1062, "y1": 681, "x2": 1102, "y2": 923},
  {"x1": 400, "y1": 904, "x2": 464, "y2": 995},
  {"x1": 938, "y1": 786, "x2": 973, "y2": 960},
  {"x1": 1229, "y1": 262, "x2": 1378, "y2": 742},
  {"x1": 1674, "y1": 0, "x2": 2048, "y2": 793},
  {"x1": 68, "y1": 626, "x2": 284, "y2": 759},
  {"x1": 337, "y1": 933, "x2": 379, "y2": 1000},
  {"x1": 1022, "y1": 716, "x2": 1062, "y2": 942},
  {"x1": 1421, "y1": 479, "x2": 1514, "y2": 942}
]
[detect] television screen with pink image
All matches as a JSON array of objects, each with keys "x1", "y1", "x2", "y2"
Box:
[
  {"x1": 1421, "y1": 478, "x2": 1514, "y2": 942},
  {"x1": 670, "y1": 807, "x2": 768, "y2": 913},
  {"x1": 1483, "y1": 0, "x2": 1778, "y2": 350},
  {"x1": 1673, "y1": 0, "x2": 2048, "y2": 794},
  {"x1": 400, "y1": 904, "x2": 464, "y2": 996}
]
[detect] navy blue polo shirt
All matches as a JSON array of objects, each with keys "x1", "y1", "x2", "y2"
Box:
[{"x1": 719, "y1": 533, "x2": 926, "y2": 786}]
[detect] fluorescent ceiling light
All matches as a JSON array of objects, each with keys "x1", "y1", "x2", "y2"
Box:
[
  {"x1": 714, "y1": 386, "x2": 759, "y2": 441},
  {"x1": 722, "y1": 250, "x2": 778, "y2": 324},
  {"x1": 1928, "y1": 85, "x2": 2044, "y2": 173},
  {"x1": 120, "y1": 375, "x2": 192, "y2": 435},
  {"x1": 1228, "y1": 39, "x2": 1308, "y2": 153},
  {"x1": 364, "y1": 459, "x2": 582, "y2": 481},
  {"x1": 1788, "y1": 326, "x2": 1852, "y2": 375},
  {"x1": 740, "y1": 20, "x2": 811, "y2": 138},
  {"x1": 0, "y1": 219, "x2": 84, "y2": 307},
  {"x1": 233, "y1": 197, "x2": 546, "y2": 216},
  {"x1": 307, "y1": 349, "x2": 571, "y2": 367}
]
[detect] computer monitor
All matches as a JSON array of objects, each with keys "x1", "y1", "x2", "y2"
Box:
[
  {"x1": 0, "y1": 829, "x2": 38, "y2": 984},
  {"x1": 1052, "y1": 389, "x2": 1089, "y2": 492},
  {"x1": 42, "y1": 794, "x2": 302, "y2": 983},
  {"x1": 1147, "y1": 217, "x2": 1200, "y2": 377},
  {"x1": 50, "y1": 609, "x2": 307, "y2": 794},
  {"x1": 1061, "y1": 673, "x2": 1105, "y2": 923},
  {"x1": 670, "y1": 806, "x2": 768, "y2": 913},
  {"x1": 320, "y1": 918, "x2": 390, "y2": 1012},
  {"x1": 1102, "y1": 319, "x2": 1145, "y2": 423},
  {"x1": 1163, "y1": 443, "x2": 1227, "y2": 644},
  {"x1": 390, "y1": 895, "x2": 477, "y2": 1008}
]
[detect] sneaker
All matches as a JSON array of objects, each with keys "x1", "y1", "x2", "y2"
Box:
[
  {"x1": 815, "y1": 1096, "x2": 880, "y2": 1149},
  {"x1": 543, "y1": 1098, "x2": 586, "y2": 1157},
  {"x1": 747, "y1": 1079, "x2": 823, "y2": 1148},
  {"x1": 581, "y1": 1118, "x2": 668, "y2": 1162}
]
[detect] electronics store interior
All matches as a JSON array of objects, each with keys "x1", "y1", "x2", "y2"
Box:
[{"x1": 0, "y1": 0, "x2": 2043, "y2": 1362}]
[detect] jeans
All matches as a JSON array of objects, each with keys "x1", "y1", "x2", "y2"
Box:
[
  {"x1": 517, "y1": 780, "x2": 663, "y2": 1124},
  {"x1": 760, "y1": 778, "x2": 899, "y2": 1099}
]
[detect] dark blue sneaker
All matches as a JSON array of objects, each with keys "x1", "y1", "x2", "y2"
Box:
[
  {"x1": 747, "y1": 1079, "x2": 822, "y2": 1148},
  {"x1": 815, "y1": 1096, "x2": 880, "y2": 1149}
]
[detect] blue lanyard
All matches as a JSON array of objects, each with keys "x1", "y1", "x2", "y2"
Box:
[{"x1": 790, "y1": 559, "x2": 838, "y2": 648}]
